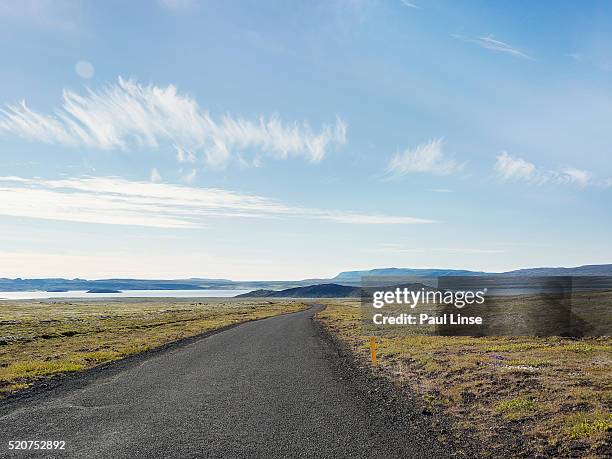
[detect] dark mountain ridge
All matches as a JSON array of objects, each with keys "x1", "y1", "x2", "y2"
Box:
[
  {"x1": 236, "y1": 284, "x2": 362, "y2": 298},
  {"x1": 236, "y1": 282, "x2": 438, "y2": 298}
]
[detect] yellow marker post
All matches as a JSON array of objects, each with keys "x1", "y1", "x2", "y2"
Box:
[{"x1": 370, "y1": 336, "x2": 377, "y2": 366}]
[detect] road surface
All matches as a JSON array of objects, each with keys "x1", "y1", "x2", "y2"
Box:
[{"x1": 0, "y1": 305, "x2": 450, "y2": 458}]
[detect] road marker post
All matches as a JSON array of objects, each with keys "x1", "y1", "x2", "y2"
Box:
[{"x1": 370, "y1": 336, "x2": 377, "y2": 366}]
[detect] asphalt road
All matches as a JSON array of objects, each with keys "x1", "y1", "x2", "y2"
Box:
[{"x1": 0, "y1": 305, "x2": 450, "y2": 458}]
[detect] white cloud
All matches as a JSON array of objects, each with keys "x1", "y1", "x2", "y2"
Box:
[
  {"x1": 176, "y1": 145, "x2": 196, "y2": 163},
  {"x1": 400, "y1": 0, "x2": 420, "y2": 9},
  {"x1": 559, "y1": 168, "x2": 590, "y2": 186},
  {"x1": 494, "y1": 152, "x2": 536, "y2": 180},
  {"x1": 0, "y1": 77, "x2": 347, "y2": 168},
  {"x1": 387, "y1": 138, "x2": 462, "y2": 176},
  {"x1": 0, "y1": 176, "x2": 434, "y2": 229},
  {"x1": 452, "y1": 34, "x2": 535, "y2": 61},
  {"x1": 494, "y1": 152, "x2": 592, "y2": 187},
  {"x1": 317, "y1": 212, "x2": 431, "y2": 225}
]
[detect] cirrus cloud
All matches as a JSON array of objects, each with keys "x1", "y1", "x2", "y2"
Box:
[
  {"x1": 452, "y1": 34, "x2": 535, "y2": 61},
  {"x1": 386, "y1": 138, "x2": 463, "y2": 176},
  {"x1": 494, "y1": 152, "x2": 594, "y2": 186},
  {"x1": 0, "y1": 77, "x2": 347, "y2": 168},
  {"x1": 0, "y1": 176, "x2": 435, "y2": 229}
]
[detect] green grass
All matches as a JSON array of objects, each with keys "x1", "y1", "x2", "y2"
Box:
[
  {"x1": 552, "y1": 343, "x2": 612, "y2": 354},
  {"x1": 566, "y1": 412, "x2": 612, "y2": 441},
  {"x1": 506, "y1": 358, "x2": 551, "y2": 367},
  {"x1": 494, "y1": 396, "x2": 538, "y2": 420},
  {"x1": 484, "y1": 343, "x2": 549, "y2": 352},
  {"x1": 0, "y1": 382, "x2": 31, "y2": 393},
  {"x1": 0, "y1": 360, "x2": 84, "y2": 381},
  {"x1": 78, "y1": 350, "x2": 121, "y2": 363}
]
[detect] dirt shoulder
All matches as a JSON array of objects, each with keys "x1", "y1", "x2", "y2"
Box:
[
  {"x1": 313, "y1": 306, "x2": 483, "y2": 458},
  {"x1": 315, "y1": 300, "x2": 611, "y2": 458}
]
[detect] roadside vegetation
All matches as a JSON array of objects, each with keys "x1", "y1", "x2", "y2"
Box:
[
  {"x1": 0, "y1": 298, "x2": 305, "y2": 396},
  {"x1": 317, "y1": 300, "x2": 611, "y2": 458}
]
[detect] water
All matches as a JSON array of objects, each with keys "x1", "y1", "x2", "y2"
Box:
[{"x1": 0, "y1": 289, "x2": 251, "y2": 300}]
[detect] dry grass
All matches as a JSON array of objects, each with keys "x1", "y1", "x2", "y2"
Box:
[
  {"x1": 0, "y1": 298, "x2": 306, "y2": 395},
  {"x1": 317, "y1": 300, "x2": 611, "y2": 458}
]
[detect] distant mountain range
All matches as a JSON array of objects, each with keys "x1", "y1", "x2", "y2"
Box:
[
  {"x1": 333, "y1": 268, "x2": 485, "y2": 280},
  {"x1": 1, "y1": 264, "x2": 611, "y2": 292},
  {"x1": 0, "y1": 278, "x2": 212, "y2": 293},
  {"x1": 332, "y1": 264, "x2": 612, "y2": 280}
]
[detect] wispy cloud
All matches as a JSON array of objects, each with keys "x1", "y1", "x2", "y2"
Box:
[
  {"x1": 452, "y1": 34, "x2": 535, "y2": 60},
  {"x1": 0, "y1": 77, "x2": 347, "y2": 168},
  {"x1": 561, "y1": 168, "x2": 591, "y2": 187},
  {"x1": 387, "y1": 138, "x2": 463, "y2": 176},
  {"x1": 494, "y1": 152, "x2": 536, "y2": 181},
  {"x1": 175, "y1": 145, "x2": 196, "y2": 163},
  {"x1": 494, "y1": 152, "x2": 593, "y2": 186},
  {"x1": 566, "y1": 53, "x2": 583, "y2": 62},
  {"x1": 399, "y1": 0, "x2": 420, "y2": 9},
  {"x1": 0, "y1": 176, "x2": 434, "y2": 229}
]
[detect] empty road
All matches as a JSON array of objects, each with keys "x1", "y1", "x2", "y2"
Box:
[{"x1": 0, "y1": 305, "x2": 450, "y2": 458}]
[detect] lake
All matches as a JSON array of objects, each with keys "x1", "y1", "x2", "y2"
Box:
[{"x1": 0, "y1": 289, "x2": 251, "y2": 300}]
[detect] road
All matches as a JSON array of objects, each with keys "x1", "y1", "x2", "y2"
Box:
[{"x1": 0, "y1": 305, "x2": 450, "y2": 458}]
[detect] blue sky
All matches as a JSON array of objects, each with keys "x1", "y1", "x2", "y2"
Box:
[{"x1": 1, "y1": 0, "x2": 611, "y2": 280}]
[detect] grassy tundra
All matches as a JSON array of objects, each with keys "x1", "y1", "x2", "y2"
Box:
[
  {"x1": 0, "y1": 298, "x2": 306, "y2": 395},
  {"x1": 317, "y1": 299, "x2": 611, "y2": 458}
]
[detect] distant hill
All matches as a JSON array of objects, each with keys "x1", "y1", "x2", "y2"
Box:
[
  {"x1": 236, "y1": 283, "x2": 362, "y2": 298},
  {"x1": 235, "y1": 282, "x2": 436, "y2": 298}
]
